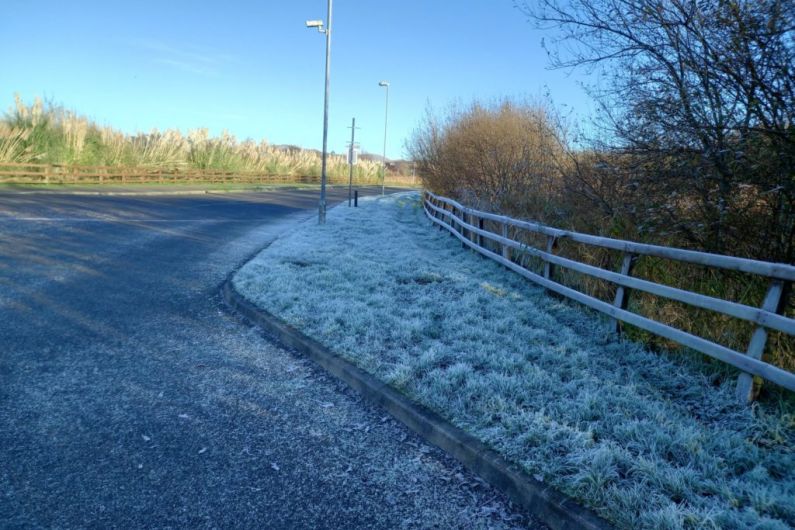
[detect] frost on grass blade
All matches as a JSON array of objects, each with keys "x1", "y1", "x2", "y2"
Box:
[{"x1": 234, "y1": 192, "x2": 795, "y2": 530}]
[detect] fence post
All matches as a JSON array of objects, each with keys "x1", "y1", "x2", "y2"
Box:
[
  {"x1": 736, "y1": 279, "x2": 786, "y2": 403},
  {"x1": 501, "y1": 222, "x2": 511, "y2": 263},
  {"x1": 543, "y1": 235, "x2": 556, "y2": 282},
  {"x1": 477, "y1": 217, "x2": 484, "y2": 247},
  {"x1": 613, "y1": 252, "x2": 637, "y2": 334},
  {"x1": 461, "y1": 210, "x2": 468, "y2": 248}
]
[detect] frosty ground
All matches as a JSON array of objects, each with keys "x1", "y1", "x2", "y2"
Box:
[{"x1": 234, "y1": 192, "x2": 795, "y2": 530}]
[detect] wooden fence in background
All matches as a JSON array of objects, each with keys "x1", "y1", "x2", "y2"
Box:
[
  {"x1": 0, "y1": 162, "x2": 418, "y2": 187},
  {"x1": 424, "y1": 190, "x2": 795, "y2": 402}
]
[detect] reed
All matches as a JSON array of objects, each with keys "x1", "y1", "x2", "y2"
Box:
[{"x1": 1, "y1": 95, "x2": 386, "y2": 180}]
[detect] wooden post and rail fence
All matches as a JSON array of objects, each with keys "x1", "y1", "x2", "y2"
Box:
[
  {"x1": 423, "y1": 190, "x2": 795, "y2": 403},
  {"x1": 0, "y1": 162, "x2": 419, "y2": 187}
]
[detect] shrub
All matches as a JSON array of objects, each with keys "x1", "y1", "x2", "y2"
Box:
[{"x1": 407, "y1": 99, "x2": 565, "y2": 219}]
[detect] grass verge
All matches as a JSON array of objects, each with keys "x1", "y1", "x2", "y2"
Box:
[{"x1": 233, "y1": 192, "x2": 795, "y2": 530}]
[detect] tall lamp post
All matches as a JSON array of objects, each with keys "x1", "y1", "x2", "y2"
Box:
[
  {"x1": 378, "y1": 80, "x2": 389, "y2": 196},
  {"x1": 306, "y1": 0, "x2": 332, "y2": 224}
]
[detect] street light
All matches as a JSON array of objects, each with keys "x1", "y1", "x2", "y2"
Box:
[
  {"x1": 306, "y1": 1, "x2": 332, "y2": 224},
  {"x1": 378, "y1": 80, "x2": 389, "y2": 196}
]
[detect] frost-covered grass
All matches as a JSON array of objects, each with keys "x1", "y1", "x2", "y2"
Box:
[{"x1": 234, "y1": 192, "x2": 795, "y2": 530}]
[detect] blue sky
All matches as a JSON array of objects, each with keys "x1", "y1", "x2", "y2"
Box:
[{"x1": 1, "y1": 0, "x2": 593, "y2": 160}]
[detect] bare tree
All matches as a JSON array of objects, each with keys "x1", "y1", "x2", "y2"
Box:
[{"x1": 518, "y1": 0, "x2": 795, "y2": 262}]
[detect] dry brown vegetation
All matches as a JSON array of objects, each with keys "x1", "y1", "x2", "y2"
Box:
[
  {"x1": 408, "y1": 100, "x2": 564, "y2": 217},
  {"x1": 408, "y1": 96, "x2": 794, "y2": 382},
  {"x1": 0, "y1": 95, "x2": 395, "y2": 182}
]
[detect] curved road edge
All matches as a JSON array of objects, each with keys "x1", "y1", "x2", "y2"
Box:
[{"x1": 221, "y1": 276, "x2": 616, "y2": 530}]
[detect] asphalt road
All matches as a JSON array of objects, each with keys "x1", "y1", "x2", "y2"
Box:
[{"x1": 0, "y1": 187, "x2": 538, "y2": 529}]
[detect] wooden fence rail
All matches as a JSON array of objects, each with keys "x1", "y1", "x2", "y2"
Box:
[
  {"x1": 423, "y1": 190, "x2": 795, "y2": 402},
  {"x1": 0, "y1": 162, "x2": 418, "y2": 187}
]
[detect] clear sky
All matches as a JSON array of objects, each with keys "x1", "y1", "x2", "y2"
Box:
[{"x1": 0, "y1": 0, "x2": 593, "y2": 160}]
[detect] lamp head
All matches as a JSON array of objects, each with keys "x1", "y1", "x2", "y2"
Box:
[
  {"x1": 378, "y1": 81, "x2": 390, "y2": 87},
  {"x1": 305, "y1": 20, "x2": 324, "y2": 29}
]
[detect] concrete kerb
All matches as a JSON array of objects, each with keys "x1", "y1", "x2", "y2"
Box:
[{"x1": 221, "y1": 279, "x2": 616, "y2": 530}]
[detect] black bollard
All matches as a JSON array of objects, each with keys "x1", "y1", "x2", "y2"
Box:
[{"x1": 354, "y1": 190, "x2": 358, "y2": 207}]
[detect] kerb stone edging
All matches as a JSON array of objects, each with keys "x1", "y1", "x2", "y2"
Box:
[{"x1": 222, "y1": 279, "x2": 616, "y2": 530}]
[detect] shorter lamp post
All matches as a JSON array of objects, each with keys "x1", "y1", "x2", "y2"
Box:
[{"x1": 378, "y1": 80, "x2": 389, "y2": 195}]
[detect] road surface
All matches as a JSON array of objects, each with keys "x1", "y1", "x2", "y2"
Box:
[{"x1": 0, "y1": 187, "x2": 538, "y2": 529}]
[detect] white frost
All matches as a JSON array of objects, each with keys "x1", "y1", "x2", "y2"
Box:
[{"x1": 234, "y1": 192, "x2": 795, "y2": 530}]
